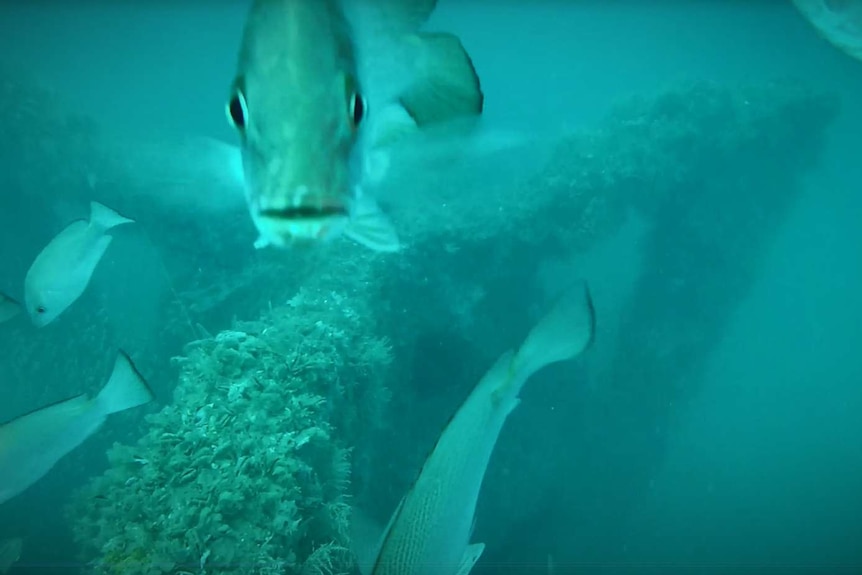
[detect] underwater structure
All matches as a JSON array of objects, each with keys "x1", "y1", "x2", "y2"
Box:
[
  {"x1": 425, "y1": 81, "x2": 838, "y2": 569},
  {"x1": 0, "y1": 57, "x2": 840, "y2": 573},
  {"x1": 66, "y1": 272, "x2": 392, "y2": 575},
  {"x1": 353, "y1": 79, "x2": 840, "y2": 569}
]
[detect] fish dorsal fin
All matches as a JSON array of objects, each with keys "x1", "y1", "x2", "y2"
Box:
[
  {"x1": 344, "y1": 1, "x2": 481, "y2": 128},
  {"x1": 344, "y1": 195, "x2": 401, "y2": 253},
  {"x1": 393, "y1": 0, "x2": 438, "y2": 29},
  {"x1": 345, "y1": 0, "x2": 438, "y2": 34},
  {"x1": 399, "y1": 32, "x2": 484, "y2": 127},
  {"x1": 455, "y1": 543, "x2": 485, "y2": 575}
]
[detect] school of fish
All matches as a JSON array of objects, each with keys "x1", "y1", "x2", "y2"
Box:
[
  {"x1": 0, "y1": 1, "x2": 492, "y2": 570},
  {"x1": 2, "y1": 0, "x2": 857, "y2": 573}
]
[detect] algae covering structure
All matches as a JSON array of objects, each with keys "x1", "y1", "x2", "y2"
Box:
[{"x1": 66, "y1": 284, "x2": 393, "y2": 575}]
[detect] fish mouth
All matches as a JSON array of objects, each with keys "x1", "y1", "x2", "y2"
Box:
[
  {"x1": 255, "y1": 203, "x2": 351, "y2": 245},
  {"x1": 259, "y1": 205, "x2": 349, "y2": 221}
]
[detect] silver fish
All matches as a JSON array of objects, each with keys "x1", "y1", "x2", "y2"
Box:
[
  {"x1": 0, "y1": 351, "x2": 154, "y2": 505},
  {"x1": 793, "y1": 0, "x2": 862, "y2": 61},
  {"x1": 0, "y1": 293, "x2": 21, "y2": 324},
  {"x1": 226, "y1": 0, "x2": 483, "y2": 252},
  {"x1": 24, "y1": 201, "x2": 134, "y2": 327},
  {"x1": 354, "y1": 282, "x2": 595, "y2": 575}
]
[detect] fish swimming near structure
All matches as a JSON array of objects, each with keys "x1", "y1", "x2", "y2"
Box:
[
  {"x1": 0, "y1": 351, "x2": 154, "y2": 505},
  {"x1": 792, "y1": 0, "x2": 862, "y2": 61},
  {"x1": 352, "y1": 282, "x2": 595, "y2": 575},
  {"x1": 24, "y1": 201, "x2": 134, "y2": 327},
  {"x1": 226, "y1": 0, "x2": 484, "y2": 252}
]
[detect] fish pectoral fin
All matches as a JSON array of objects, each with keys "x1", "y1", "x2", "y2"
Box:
[
  {"x1": 393, "y1": 0, "x2": 438, "y2": 29},
  {"x1": 344, "y1": 196, "x2": 401, "y2": 253},
  {"x1": 349, "y1": 0, "x2": 438, "y2": 33},
  {"x1": 368, "y1": 104, "x2": 419, "y2": 153},
  {"x1": 455, "y1": 543, "x2": 485, "y2": 575},
  {"x1": 399, "y1": 32, "x2": 484, "y2": 127},
  {"x1": 363, "y1": 149, "x2": 392, "y2": 187}
]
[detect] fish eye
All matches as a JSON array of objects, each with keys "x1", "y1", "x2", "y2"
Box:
[
  {"x1": 349, "y1": 92, "x2": 366, "y2": 127},
  {"x1": 36, "y1": 306, "x2": 46, "y2": 314},
  {"x1": 226, "y1": 88, "x2": 248, "y2": 131}
]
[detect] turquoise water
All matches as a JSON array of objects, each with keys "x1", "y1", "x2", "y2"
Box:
[{"x1": 0, "y1": 2, "x2": 860, "y2": 574}]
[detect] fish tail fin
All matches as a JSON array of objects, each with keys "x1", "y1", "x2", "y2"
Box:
[
  {"x1": 399, "y1": 31, "x2": 484, "y2": 127},
  {"x1": 455, "y1": 543, "x2": 485, "y2": 575},
  {"x1": 95, "y1": 351, "x2": 154, "y2": 416},
  {"x1": 344, "y1": 195, "x2": 401, "y2": 253},
  {"x1": 512, "y1": 281, "x2": 595, "y2": 381},
  {"x1": 89, "y1": 201, "x2": 134, "y2": 232}
]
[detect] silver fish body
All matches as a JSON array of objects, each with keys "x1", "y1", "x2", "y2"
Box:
[
  {"x1": 24, "y1": 201, "x2": 134, "y2": 327},
  {"x1": 0, "y1": 351, "x2": 153, "y2": 505},
  {"x1": 359, "y1": 283, "x2": 595, "y2": 575}
]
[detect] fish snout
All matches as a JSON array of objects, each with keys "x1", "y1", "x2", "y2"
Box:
[{"x1": 254, "y1": 186, "x2": 351, "y2": 244}]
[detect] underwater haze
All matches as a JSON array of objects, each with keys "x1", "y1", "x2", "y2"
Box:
[{"x1": 1, "y1": 1, "x2": 861, "y2": 574}]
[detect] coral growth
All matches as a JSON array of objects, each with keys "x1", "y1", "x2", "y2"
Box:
[{"x1": 67, "y1": 283, "x2": 392, "y2": 575}]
